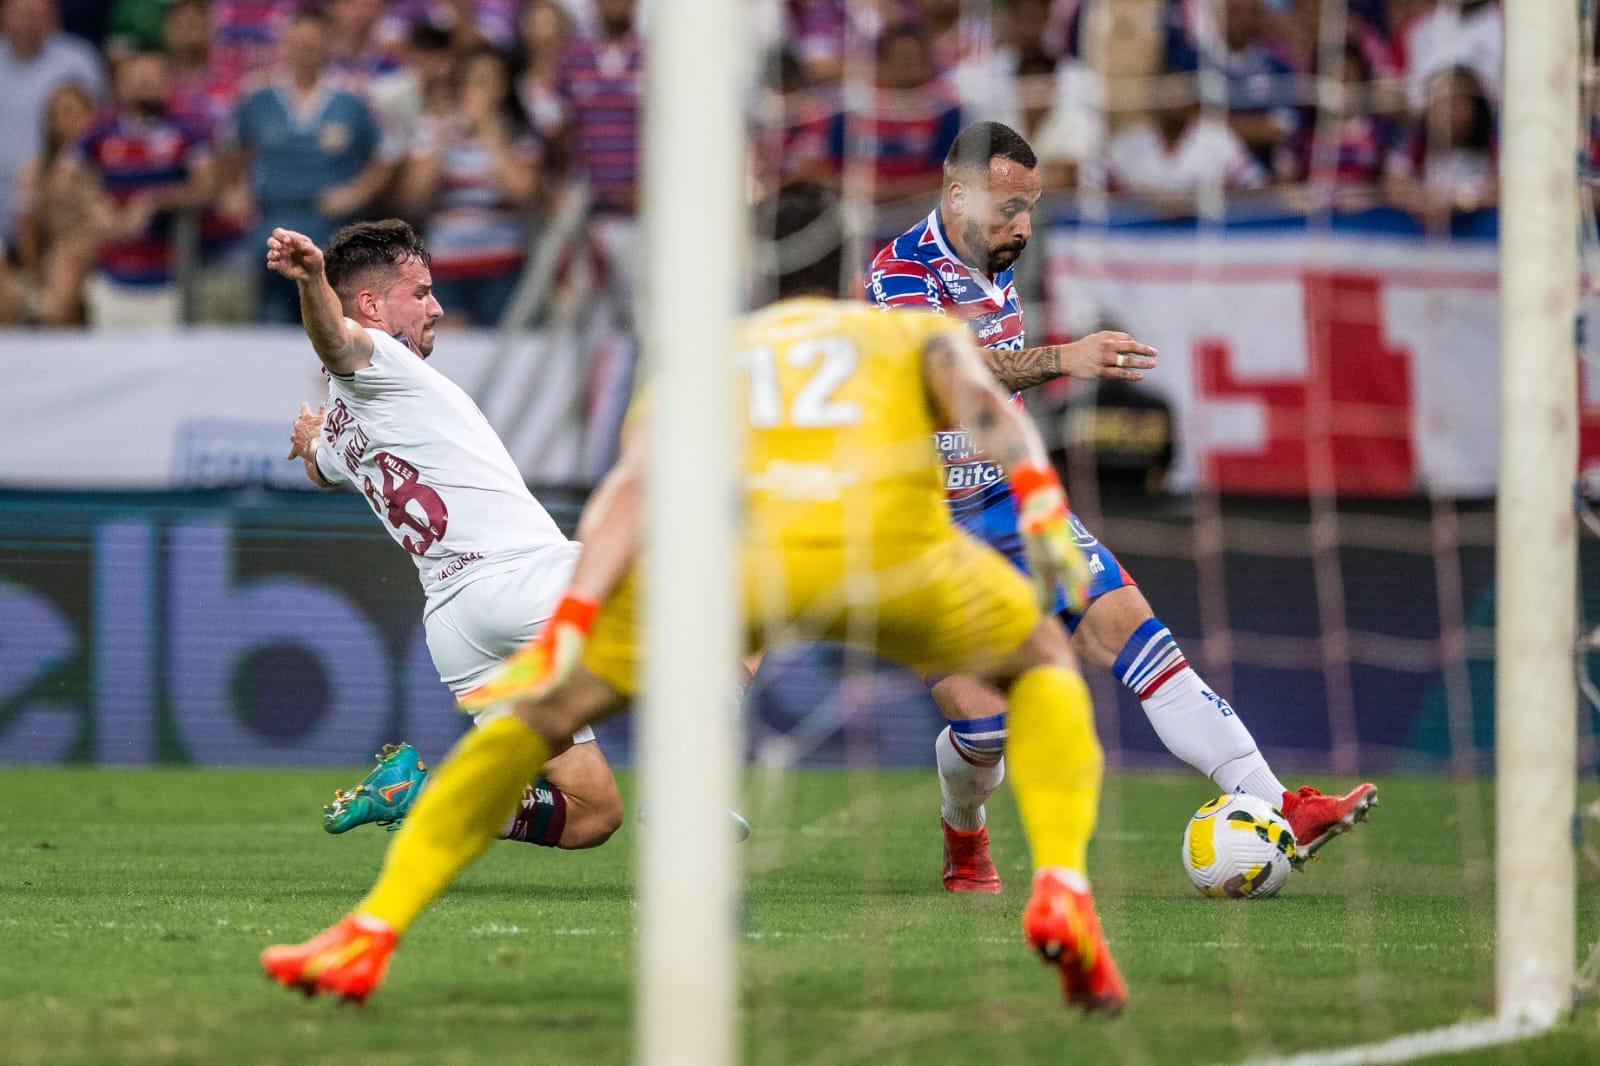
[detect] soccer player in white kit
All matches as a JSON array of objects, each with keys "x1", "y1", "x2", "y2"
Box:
[{"x1": 269, "y1": 219, "x2": 625, "y2": 851}]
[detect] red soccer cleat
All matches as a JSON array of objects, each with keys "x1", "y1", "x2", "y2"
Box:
[
  {"x1": 942, "y1": 821, "x2": 1003, "y2": 894},
  {"x1": 1022, "y1": 867, "x2": 1127, "y2": 1016},
  {"x1": 261, "y1": 915, "x2": 397, "y2": 1004},
  {"x1": 1281, "y1": 783, "x2": 1379, "y2": 866}
]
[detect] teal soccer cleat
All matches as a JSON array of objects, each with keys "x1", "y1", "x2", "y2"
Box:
[{"x1": 322, "y1": 743, "x2": 429, "y2": 834}]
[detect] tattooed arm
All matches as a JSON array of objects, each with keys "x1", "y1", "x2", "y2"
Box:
[
  {"x1": 921, "y1": 327, "x2": 1048, "y2": 472},
  {"x1": 984, "y1": 331, "x2": 1161, "y2": 392}
]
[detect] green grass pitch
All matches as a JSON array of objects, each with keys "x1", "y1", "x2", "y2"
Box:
[{"x1": 2, "y1": 767, "x2": 1597, "y2": 1064}]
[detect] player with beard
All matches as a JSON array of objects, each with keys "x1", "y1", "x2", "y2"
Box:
[
  {"x1": 867, "y1": 122, "x2": 1376, "y2": 893},
  {"x1": 269, "y1": 219, "x2": 628, "y2": 854}
]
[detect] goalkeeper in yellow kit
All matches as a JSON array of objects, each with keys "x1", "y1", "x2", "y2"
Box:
[{"x1": 261, "y1": 182, "x2": 1127, "y2": 1015}]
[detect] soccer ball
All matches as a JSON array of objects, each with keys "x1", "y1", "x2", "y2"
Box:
[{"x1": 1181, "y1": 794, "x2": 1297, "y2": 899}]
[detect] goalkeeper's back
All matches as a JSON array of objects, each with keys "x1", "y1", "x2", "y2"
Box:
[{"x1": 736, "y1": 296, "x2": 973, "y2": 554}]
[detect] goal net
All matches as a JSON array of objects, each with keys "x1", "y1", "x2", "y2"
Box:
[{"x1": 638, "y1": 0, "x2": 1595, "y2": 1061}]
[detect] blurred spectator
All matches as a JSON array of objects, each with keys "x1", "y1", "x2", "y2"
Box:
[
  {"x1": 13, "y1": 81, "x2": 97, "y2": 324},
  {"x1": 210, "y1": 0, "x2": 291, "y2": 89},
  {"x1": 826, "y1": 22, "x2": 963, "y2": 204},
  {"x1": 918, "y1": 0, "x2": 990, "y2": 71},
  {"x1": 555, "y1": 0, "x2": 642, "y2": 216},
  {"x1": 1292, "y1": 41, "x2": 1394, "y2": 205},
  {"x1": 1282, "y1": 0, "x2": 1401, "y2": 81},
  {"x1": 328, "y1": 0, "x2": 400, "y2": 94},
  {"x1": 229, "y1": 8, "x2": 390, "y2": 322},
  {"x1": 1400, "y1": 0, "x2": 1500, "y2": 110},
  {"x1": 1168, "y1": 0, "x2": 1302, "y2": 171},
  {"x1": 752, "y1": 49, "x2": 832, "y2": 192},
  {"x1": 1103, "y1": 93, "x2": 1267, "y2": 206},
  {"x1": 953, "y1": 0, "x2": 1104, "y2": 187},
  {"x1": 165, "y1": 0, "x2": 237, "y2": 135},
  {"x1": 106, "y1": 0, "x2": 170, "y2": 57},
  {"x1": 68, "y1": 50, "x2": 216, "y2": 330},
  {"x1": 514, "y1": 0, "x2": 573, "y2": 140},
  {"x1": 380, "y1": 0, "x2": 519, "y2": 54},
  {"x1": 1383, "y1": 64, "x2": 1496, "y2": 228},
  {"x1": 554, "y1": 0, "x2": 643, "y2": 323},
  {"x1": 787, "y1": 0, "x2": 847, "y2": 85},
  {"x1": 0, "y1": 0, "x2": 106, "y2": 238},
  {"x1": 369, "y1": 22, "x2": 456, "y2": 161},
  {"x1": 398, "y1": 46, "x2": 538, "y2": 327}
]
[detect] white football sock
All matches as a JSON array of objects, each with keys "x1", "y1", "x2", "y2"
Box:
[
  {"x1": 1140, "y1": 668, "x2": 1285, "y2": 802},
  {"x1": 1115, "y1": 618, "x2": 1286, "y2": 803},
  {"x1": 936, "y1": 725, "x2": 1005, "y2": 832}
]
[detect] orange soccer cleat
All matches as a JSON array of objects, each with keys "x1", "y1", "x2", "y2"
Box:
[
  {"x1": 941, "y1": 821, "x2": 1003, "y2": 894},
  {"x1": 1281, "y1": 783, "x2": 1379, "y2": 867},
  {"x1": 261, "y1": 915, "x2": 397, "y2": 1004},
  {"x1": 1022, "y1": 867, "x2": 1127, "y2": 1016}
]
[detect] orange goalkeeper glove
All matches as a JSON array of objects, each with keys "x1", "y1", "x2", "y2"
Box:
[
  {"x1": 1009, "y1": 459, "x2": 1092, "y2": 616},
  {"x1": 456, "y1": 592, "x2": 601, "y2": 714}
]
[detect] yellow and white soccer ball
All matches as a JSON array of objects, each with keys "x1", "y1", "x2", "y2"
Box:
[{"x1": 1182, "y1": 794, "x2": 1297, "y2": 899}]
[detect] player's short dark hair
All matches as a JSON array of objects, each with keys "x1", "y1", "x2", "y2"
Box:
[
  {"x1": 944, "y1": 121, "x2": 1037, "y2": 177},
  {"x1": 325, "y1": 219, "x2": 431, "y2": 301},
  {"x1": 754, "y1": 181, "x2": 844, "y2": 300}
]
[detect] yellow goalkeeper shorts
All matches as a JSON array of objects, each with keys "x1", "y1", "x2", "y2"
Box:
[{"x1": 581, "y1": 530, "x2": 1042, "y2": 695}]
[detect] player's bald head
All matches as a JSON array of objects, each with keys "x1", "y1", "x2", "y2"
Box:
[
  {"x1": 943, "y1": 121, "x2": 1038, "y2": 187},
  {"x1": 941, "y1": 122, "x2": 1041, "y2": 276}
]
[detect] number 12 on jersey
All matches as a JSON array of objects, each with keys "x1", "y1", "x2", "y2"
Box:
[{"x1": 739, "y1": 337, "x2": 861, "y2": 428}]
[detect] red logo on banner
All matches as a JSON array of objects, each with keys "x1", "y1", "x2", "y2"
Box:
[{"x1": 1198, "y1": 273, "x2": 1415, "y2": 496}]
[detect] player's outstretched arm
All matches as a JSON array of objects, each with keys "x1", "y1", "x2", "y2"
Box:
[
  {"x1": 983, "y1": 332, "x2": 1159, "y2": 392},
  {"x1": 566, "y1": 424, "x2": 646, "y2": 605},
  {"x1": 921, "y1": 327, "x2": 1091, "y2": 612},
  {"x1": 265, "y1": 228, "x2": 374, "y2": 376}
]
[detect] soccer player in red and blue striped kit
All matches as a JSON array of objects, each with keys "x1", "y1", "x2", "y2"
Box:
[{"x1": 868, "y1": 122, "x2": 1377, "y2": 893}]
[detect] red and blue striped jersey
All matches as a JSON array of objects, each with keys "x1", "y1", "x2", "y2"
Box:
[
  {"x1": 558, "y1": 34, "x2": 643, "y2": 217},
  {"x1": 76, "y1": 112, "x2": 211, "y2": 286},
  {"x1": 867, "y1": 207, "x2": 1026, "y2": 525}
]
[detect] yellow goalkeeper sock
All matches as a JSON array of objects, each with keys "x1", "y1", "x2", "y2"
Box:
[
  {"x1": 358, "y1": 714, "x2": 552, "y2": 933},
  {"x1": 1006, "y1": 665, "x2": 1103, "y2": 875}
]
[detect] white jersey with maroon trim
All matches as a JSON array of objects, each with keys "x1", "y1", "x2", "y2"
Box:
[{"x1": 314, "y1": 328, "x2": 577, "y2": 615}]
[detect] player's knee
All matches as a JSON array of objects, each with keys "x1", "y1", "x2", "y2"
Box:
[
  {"x1": 562, "y1": 783, "x2": 625, "y2": 849},
  {"x1": 947, "y1": 712, "x2": 1008, "y2": 764}
]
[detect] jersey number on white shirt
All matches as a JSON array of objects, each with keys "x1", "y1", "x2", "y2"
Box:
[{"x1": 358, "y1": 450, "x2": 449, "y2": 556}]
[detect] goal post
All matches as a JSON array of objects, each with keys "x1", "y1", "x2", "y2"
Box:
[
  {"x1": 637, "y1": 0, "x2": 746, "y2": 1062},
  {"x1": 1496, "y1": 0, "x2": 1580, "y2": 1027}
]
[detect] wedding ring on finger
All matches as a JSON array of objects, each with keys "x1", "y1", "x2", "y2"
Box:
[{"x1": 1115, "y1": 353, "x2": 1126, "y2": 369}]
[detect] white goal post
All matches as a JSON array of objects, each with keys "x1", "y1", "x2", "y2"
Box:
[
  {"x1": 637, "y1": 0, "x2": 746, "y2": 1063},
  {"x1": 1496, "y1": 0, "x2": 1579, "y2": 1028}
]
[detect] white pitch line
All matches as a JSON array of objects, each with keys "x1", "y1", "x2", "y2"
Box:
[{"x1": 1235, "y1": 1016, "x2": 1557, "y2": 1066}]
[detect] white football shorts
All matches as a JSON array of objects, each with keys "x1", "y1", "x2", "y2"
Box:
[{"x1": 422, "y1": 550, "x2": 596, "y2": 745}]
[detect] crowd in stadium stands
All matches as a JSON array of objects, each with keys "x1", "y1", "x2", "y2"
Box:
[{"x1": 0, "y1": 0, "x2": 1515, "y2": 329}]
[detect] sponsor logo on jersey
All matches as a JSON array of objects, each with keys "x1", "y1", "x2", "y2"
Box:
[
  {"x1": 434, "y1": 552, "x2": 485, "y2": 583},
  {"x1": 746, "y1": 460, "x2": 860, "y2": 500},
  {"x1": 944, "y1": 461, "x2": 1003, "y2": 493},
  {"x1": 971, "y1": 312, "x2": 1006, "y2": 342},
  {"x1": 938, "y1": 263, "x2": 970, "y2": 296}
]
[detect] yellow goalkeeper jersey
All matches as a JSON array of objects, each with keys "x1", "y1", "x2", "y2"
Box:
[
  {"x1": 583, "y1": 297, "x2": 1042, "y2": 694},
  {"x1": 736, "y1": 297, "x2": 969, "y2": 555}
]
